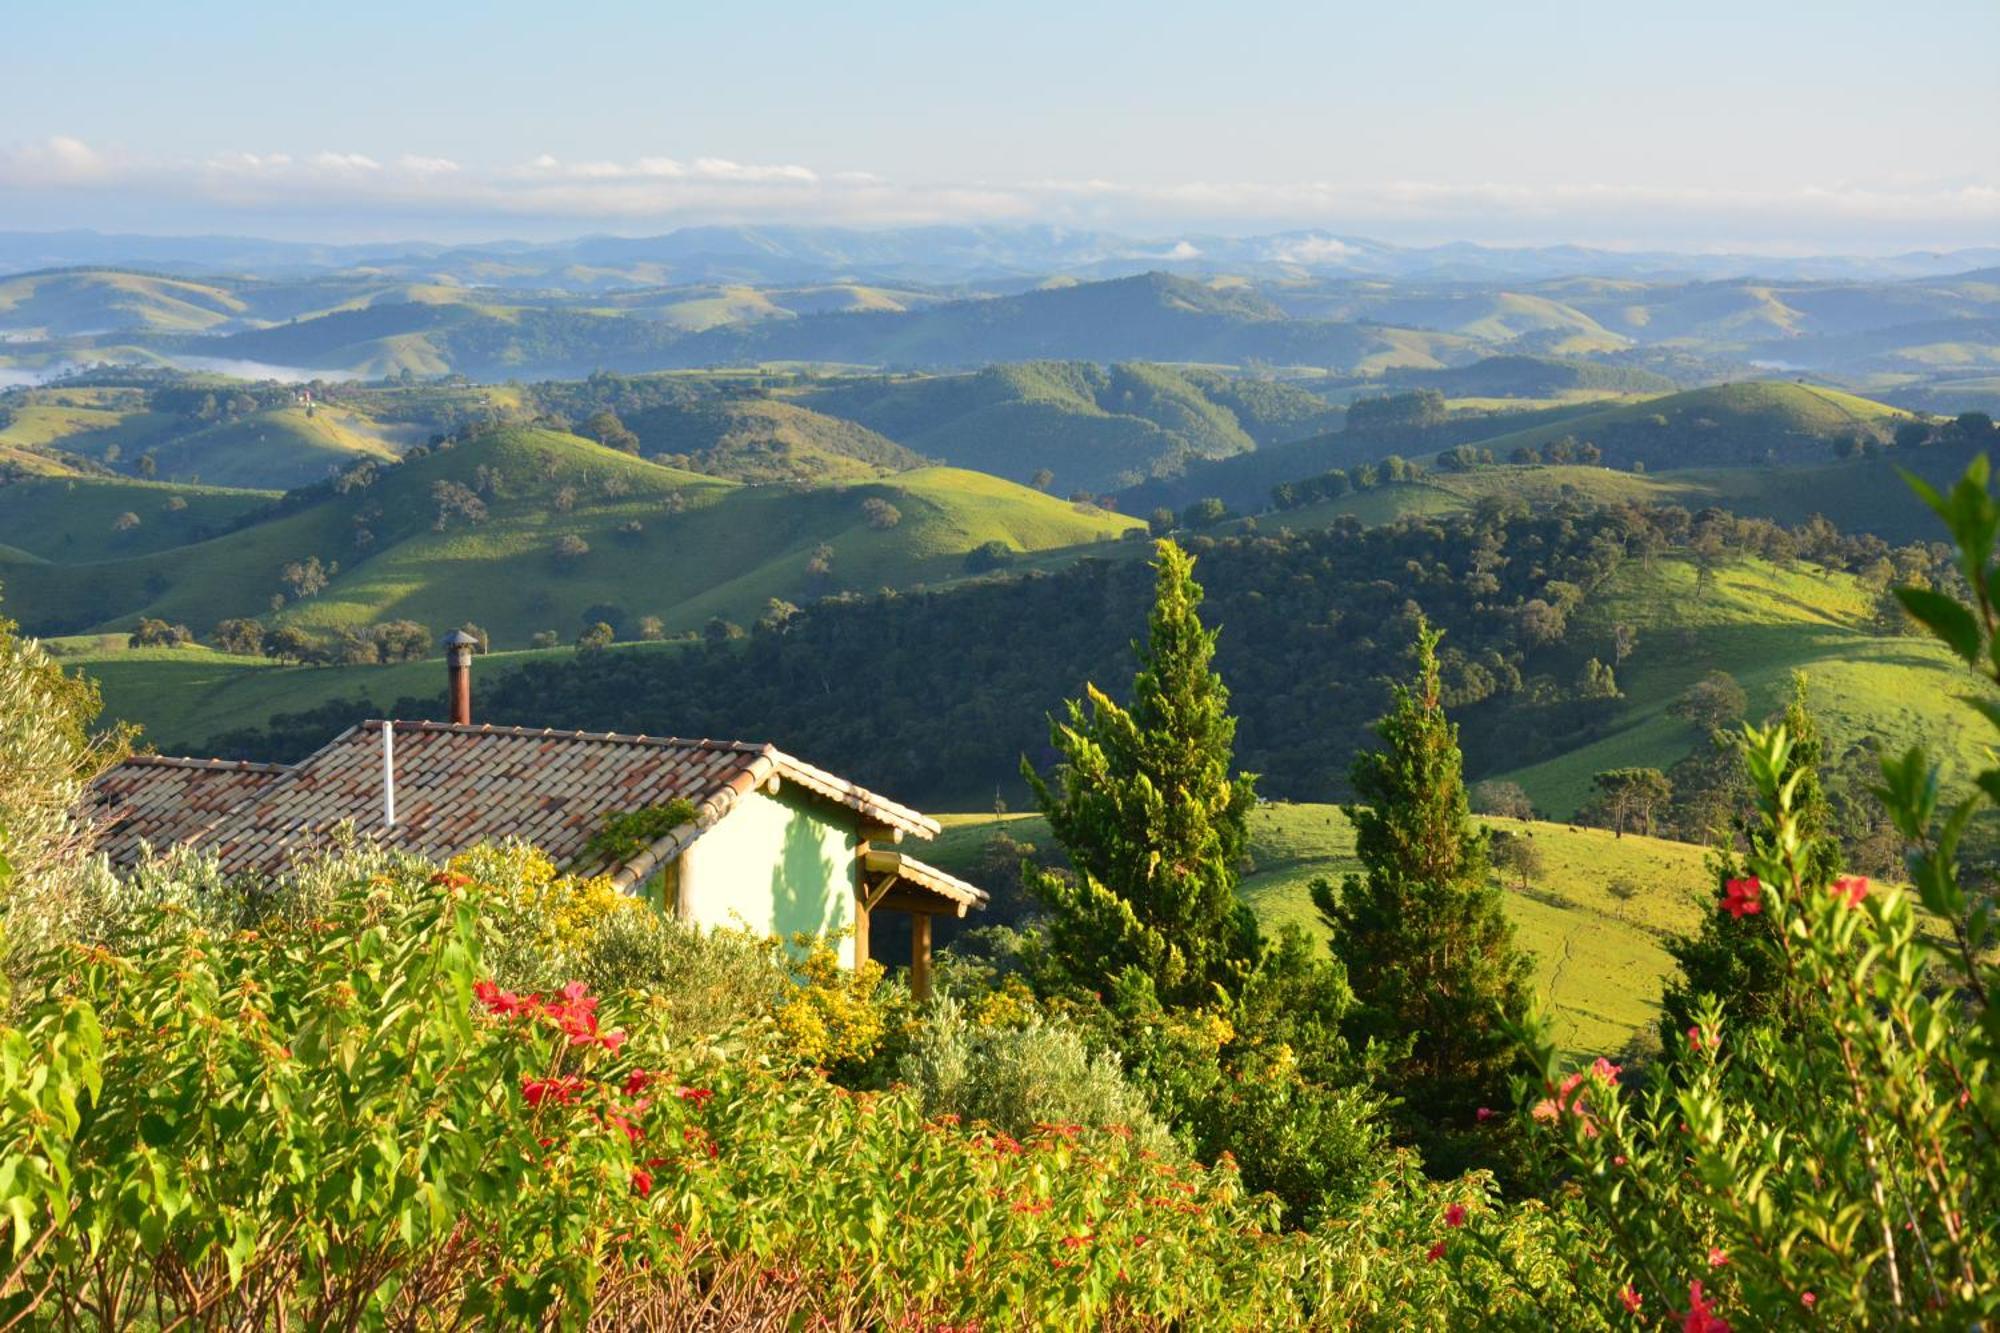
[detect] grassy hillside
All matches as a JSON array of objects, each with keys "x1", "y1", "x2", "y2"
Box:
[
  {"x1": 1391, "y1": 354, "x2": 1679, "y2": 399},
  {"x1": 1489, "y1": 554, "x2": 1990, "y2": 817},
  {"x1": 0, "y1": 269, "x2": 249, "y2": 336},
  {"x1": 622, "y1": 397, "x2": 925, "y2": 482},
  {"x1": 931, "y1": 805, "x2": 1710, "y2": 1057},
  {"x1": 1256, "y1": 440, "x2": 1989, "y2": 545},
  {"x1": 0, "y1": 476, "x2": 276, "y2": 560},
  {"x1": 52, "y1": 404, "x2": 402, "y2": 489},
  {"x1": 0, "y1": 426, "x2": 1139, "y2": 647},
  {"x1": 1470, "y1": 381, "x2": 1909, "y2": 468},
  {"x1": 800, "y1": 361, "x2": 1341, "y2": 492}
]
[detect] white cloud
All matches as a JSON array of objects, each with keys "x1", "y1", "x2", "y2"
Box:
[
  {"x1": 3, "y1": 134, "x2": 1998, "y2": 248},
  {"x1": 0, "y1": 134, "x2": 109, "y2": 186}
]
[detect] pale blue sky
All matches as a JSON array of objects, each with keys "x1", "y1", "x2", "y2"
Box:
[{"x1": 3, "y1": 0, "x2": 1995, "y2": 249}]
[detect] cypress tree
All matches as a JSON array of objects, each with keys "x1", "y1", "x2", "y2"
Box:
[
  {"x1": 1023, "y1": 540, "x2": 1260, "y2": 1007},
  {"x1": 1314, "y1": 617, "x2": 1531, "y2": 1170}
]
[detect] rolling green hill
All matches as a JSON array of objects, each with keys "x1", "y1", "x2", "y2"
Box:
[
  {"x1": 621, "y1": 397, "x2": 926, "y2": 482},
  {"x1": 0, "y1": 269, "x2": 250, "y2": 336},
  {"x1": 799, "y1": 361, "x2": 1342, "y2": 492},
  {"x1": 1253, "y1": 440, "x2": 1991, "y2": 545},
  {"x1": 930, "y1": 805, "x2": 1711, "y2": 1057},
  {"x1": 0, "y1": 476, "x2": 276, "y2": 560},
  {"x1": 0, "y1": 426, "x2": 1139, "y2": 647},
  {"x1": 1469, "y1": 381, "x2": 1909, "y2": 468},
  {"x1": 50, "y1": 403, "x2": 403, "y2": 489},
  {"x1": 1390, "y1": 354, "x2": 1679, "y2": 400},
  {"x1": 1487, "y1": 554, "x2": 1991, "y2": 819}
]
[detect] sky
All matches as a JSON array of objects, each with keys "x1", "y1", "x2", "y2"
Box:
[{"x1": 3, "y1": 0, "x2": 1997, "y2": 252}]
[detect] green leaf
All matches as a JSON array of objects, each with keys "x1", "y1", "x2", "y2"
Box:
[{"x1": 1894, "y1": 587, "x2": 1982, "y2": 663}]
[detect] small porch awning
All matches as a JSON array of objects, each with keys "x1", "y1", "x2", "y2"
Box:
[{"x1": 860, "y1": 848, "x2": 989, "y2": 917}]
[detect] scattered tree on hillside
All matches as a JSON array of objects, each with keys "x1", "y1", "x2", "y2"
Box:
[
  {"x1": 553, "y1": 485, "x2": 577, "y2": 514},
  {"x1": 1509, "y1": 445, "x2": 1542, "y2": 465},
  {"x1": 1671, "y1": 669, "x2": 1747, "y2": 736},
  {"x1": 212, "y1": 618, "x2": 265, "y2": 657},
  {"x1": 1582, "y1": 767, "x2": 1673, "y2": 838},
  {"x1": 431, "y1": 480, "x2": 488, "y2": 530},
  {"x1": 135, "y1": 452, "x2": 157, "y2": 479},
  {"x1": 369, "y1": 620, "x2": 432, "y2": 663},
  {"x1": 1029, "y1": 468, "x2": 1054, "y2": 493},
  {"x1": 128, "y1": 618, "x2": 193, "y2": 649},
  {"x1": 636, "y1": 615, "x2": 666, "y2": 641},
  {"x1": 861, "y1": 497, "x2": 902, "y2": 530},
  {"x1": 1148, "y1": 507, "x2": 1175, "y2": 537},
  {"x1": 111, "y1": 511, "x2": 140, "y2": 533},
  {"x1": 1610, "y1": 621, "x2": 1637, "y2": 667},
  {"x1": 1489, "y1": 828, "x2": 1543, "y2": 892},
  {"x1": 1180, "y1": 497, "x2": 1227, "y2": 530},
  {"x1": 1313, "y1": 617, "x2": 1532, "y2": 1174},
  {"x1": 552, "y1": 534, "x2": 591, "y2": 568},
  {"x1": 280, "y1": 557, "x2": 332, "y2": 600},
  {"x1": 582, "y1": 409, "x2": 640, "y2": 454},
  {"x1": 704, "y1": 617, "x2": 746, "y2": 643},
  {"x1": 962, "y1": 540, "x2": 1013, "y2": 574},
  {"x1": 805, "y1": 543, "x2": 835, "y2": 587},
  {"x1": 1023, "y1": 539, "x2": 1261, "y2": 1008},
  {"x1": 575, "y1": 622, "x2": 615, "y2": 652},
  {"x1": 260, "y1": 626, "x2": 318, "y2": 665},
  {"x1": 757, "y1": 600, "x2": 799, "y2": 634},
  {"x1": 1470, "y1": 779, "x2": 1535, "y2": 820},
  {"x1": 530, "y1": 630, "x2": 560, "y2": 649},
  {"x1": 1573, "y1": 657, "x2": 1620, "y2": 699},
  {"x1": 456, "y1": 623, "x2": 490, "y2": 653},
  {"x1": 161, "y1": 495, "x2": 188, "y2": 514}
]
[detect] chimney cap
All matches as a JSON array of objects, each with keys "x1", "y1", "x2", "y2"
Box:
[{"x1": 443, "y1": 629, "x2": 480, "y2": 649}]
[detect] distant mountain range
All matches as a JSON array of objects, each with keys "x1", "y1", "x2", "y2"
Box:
[{"x1": 5, "y1": 225, "x2": 1999, "y2": 288}]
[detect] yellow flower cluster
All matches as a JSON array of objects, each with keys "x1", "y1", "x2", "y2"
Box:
[{"x1": 448, "y1": 843, "x2": 640, "y2": 957}]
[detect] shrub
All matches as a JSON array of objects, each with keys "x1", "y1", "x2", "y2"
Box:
[{"x1": 897, "y1": 994, "x2": 1172, "y2": 1151}]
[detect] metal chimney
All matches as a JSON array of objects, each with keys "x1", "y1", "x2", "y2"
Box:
[{"x1": 443, "y1": 629, "x2": 479, "y2": 725}]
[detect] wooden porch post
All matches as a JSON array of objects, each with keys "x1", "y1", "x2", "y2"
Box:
[
  {"x1": 853, "y1": 893, "x2": 871, "y2": 964},
  {"x1": 910, "y1": 913, "x2": 932, "y2": 1000}
]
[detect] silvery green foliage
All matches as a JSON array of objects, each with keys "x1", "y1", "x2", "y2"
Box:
[{"x1": 898, "y1": 995, "x2": 1173, "y2": 1152}]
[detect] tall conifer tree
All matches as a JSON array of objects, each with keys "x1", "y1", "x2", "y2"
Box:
[
  {"x1": 1024, "y1": 540, "x2": 1260, "y2": 1007},
  {"x1": 1315, "y1": 617, "x2": 1531, "y2": 1170}
]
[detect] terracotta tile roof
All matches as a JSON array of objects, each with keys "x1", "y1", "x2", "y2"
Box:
[
  {"x1": 86, "y1": 720, "x2": 940, "y2": 876},
  {"x1": 87, "y1": 756, "x2": 290, "y2": 866}
]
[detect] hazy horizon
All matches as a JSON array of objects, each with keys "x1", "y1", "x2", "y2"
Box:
[{"x1": 4, "y1": 0, "x2": 1996, "y2": 254}]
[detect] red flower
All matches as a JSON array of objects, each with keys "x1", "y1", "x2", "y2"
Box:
[
  {"x1": 1475, "y1": 1106, "x2": 1496, "y2": 1123},
  {"x1": 1444, "y1": 1204, "x2": 1467, "y2": 1228},
  {"x1": 1060, "y1": 1232, "x2": 1090, "y2": 1249},
  {"x1": 521, "y1": 1075, "x2": 585, "y2": 1107},
  {"x1": 1800, "y1": 1292, "x2": 1816, "y2": 1311},
  {"x1": 1426, "y1": 1241, "x2": 1447, "y2": 1263},
  {"x1": 1620, "y1": 1286, "x2": 1643, "y2": 1314},
  {"x1": 474, "y1": 979, "x2": 539, "y2": 1017},
  {"x1": 631, "y1": 1168, "x2": 653, "y2": 1198},
  {"x1": 624, "y1": 1069, "x2": 656, "y2": 1097},
  {"x1": 1830, "y1": 876, "x2": 1868, "y2": 908},
  {"x1": 1707, "y1": 1246, "x2": 1728, "y2": 1268},
  {"x1": 677, "y1": 1086, "x2": 715, "y2": 1110},
  {"x1": 1720, "y1": 878, "x2": 1761, "y2": 919},
  {"x1": 1681, "y1": 1280, "x2": 1732, "y2": 1333},
  {"x1": 1687, "y1": 1025, "x2": 1703, "y2": 1051}
]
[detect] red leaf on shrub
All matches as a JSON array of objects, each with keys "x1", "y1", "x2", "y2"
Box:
[
  {"x1": 1444, "y1": 1204, "x2": 1467, "y2": 1228},
  {"x1": 1620, "y1": 1286, "x2": 1643, "y2": 1314},
  {"x1": 631, "y1": 1168, "x2": 653, "y2": 1198},
  {"x1": 1830, "y1": 875, "x2": 1869, "y2": 907},
  {"x1": 1426, "y1": 1241, "x2": 1446, "y2": 1263},
  {"x1": 1681, "y1": 1280, "x2": 1732, "y2": 1332}
]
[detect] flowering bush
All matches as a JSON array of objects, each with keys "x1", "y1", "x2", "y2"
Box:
[
  {"x1": 4, "y1": 853, "x2": 1590, "y2": 1328},
  {"x1": 1498, "y1": 457, "x2": 2000, "y2": 1329}
]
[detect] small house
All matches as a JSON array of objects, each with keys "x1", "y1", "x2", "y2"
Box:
[{"x1": 84, "y1": 633, "x2": 984, "y2": 993}]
